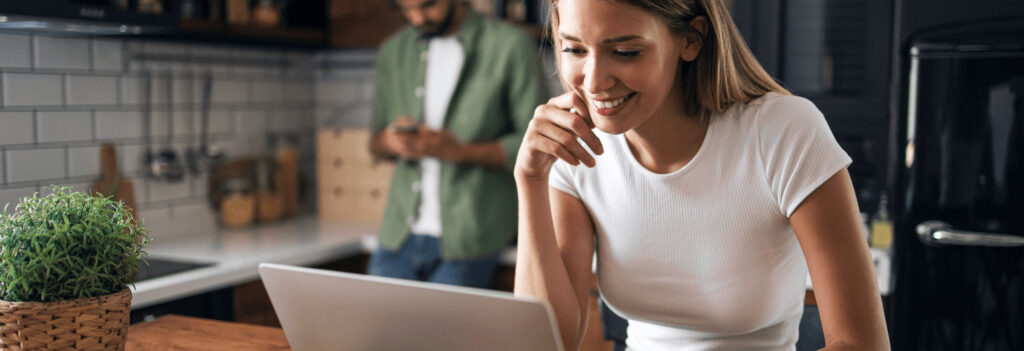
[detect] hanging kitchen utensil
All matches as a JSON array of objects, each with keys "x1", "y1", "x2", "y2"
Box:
[
  {"x1": 147, "y1": 70, "x2": 185, "y2": 182},
  {"x1": 189, "y1": 71, "x2": 225, "y2": 174},
  {"x1": 90, "y1": 144, "x2": 138, "y2": 223},
  {"x1": 185, "y1": 70, "x2": 200, "y2": 175},
  {"x1": 142, "y1": 70, "x2": 157, "y2": 179}
]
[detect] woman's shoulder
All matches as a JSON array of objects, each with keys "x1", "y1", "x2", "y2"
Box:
[
  {"x1": 713, "y1": 92, "x2": 823, "y2": 137},
  {"x1": 714, "y1": 92, "x2": 825, "y2": 139},
  {"x1": 718, "y1": 92, "x2": 832, "y2": 154},
  {"x1": 743, "y1": 92, "x2": 824, "y2": 125}
]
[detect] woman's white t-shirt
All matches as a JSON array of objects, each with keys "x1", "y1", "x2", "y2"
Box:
[{"x1": 548, "y1": 93, "x2": 851, "y2": 350}]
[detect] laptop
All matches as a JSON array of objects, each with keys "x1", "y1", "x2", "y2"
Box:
[{"x1": 258, "y1": 263, "x2": 565, "y2": 351}]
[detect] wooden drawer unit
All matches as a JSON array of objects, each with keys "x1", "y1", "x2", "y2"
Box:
[
  {"x1": 319, "y1": 155, "x2": 394, "y2": 188},
  {"x1": 318, "y1": 183, "x2": 389, "y2": 223},
  {"x1": 317, "y1": 128, "x2": 373, "y2": 161},
  {"x1": 317, "y1": 128, "x2": 393, "y2": 223}
]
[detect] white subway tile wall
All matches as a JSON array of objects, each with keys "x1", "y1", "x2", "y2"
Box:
[
  {"x1": 120, "y1": 76, "x2": 144, "y2": 104},
  {"x1": 172, "y1": 203, "x2": 218, "y2": 232},
  {"x1": 6, "y1": 148, "x2": 65, "y2": 182},
  {"x1": 149, "y1": 109, "x2": 172, "y2": 138},
  {"x1": 148, "y1": 175, "x2": 193, "y2": 202},
  {"x1": 118, "y1": 144, "x2": 147, "y2": 174},
  {"x1": 0, "y1": 34, "x2": 31, "y2": 69},
  {"x1": 172, "y1": 111, "x2": 193, "y2": 137},
  {"x1": 235, "y1": 110, "x2": 268, "y2": 137},
  {"x1": 3, "y1": 73, "x2": 64, "y2": 106},
  {"x1": 252, "y1": 82, "x2": 284, "y2": 103},
  {"x1": 66, "y1": 75, "x2": 119, "y2": 105},
  {"x1": 311, "y1": 49, "x2": 378, "y2": 128},
  {"x1": 37, "y1": 111, "x2": 93, "y2": 143},
  {"x1": 0, "y1": 33, "x2": 325, "y2": 239},
  {"x1": 34, "y1": 36, "x2": 91, "y2": 70},
  {"x1": 212, "y1": 80, "x2": 249, "y2": 104},
  {"x1": 96, "y1": 111, "x2": 145, "y2": 139},
  {"x1": 0, "y1": 112, "x2": 35, "y2": 145},
  {"x1": 92, "y1": 39, "x2": 124, "y2": 71},
  {"x1": 67, "y1": 146, "x2": 100, "y2": 177},
  {"x1": 207, "y1": 110, "x2": 234, "y2": 134},
  {"x1": 136, "y1": 207, "x2": 173, "y2": 233}
]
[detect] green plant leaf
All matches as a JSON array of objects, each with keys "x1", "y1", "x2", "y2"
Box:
[{"x1": 0, "y1": 186, "x2": 150, "y2": 302}]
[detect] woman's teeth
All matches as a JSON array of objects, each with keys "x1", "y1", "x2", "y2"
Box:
[{"x1": 592, "y1": 94, "x2": 632, "y2": 109}]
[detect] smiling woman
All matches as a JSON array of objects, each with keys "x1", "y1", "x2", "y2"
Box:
[{"x1": 513, "y1": 0, "x2": 891, "y2": 350}]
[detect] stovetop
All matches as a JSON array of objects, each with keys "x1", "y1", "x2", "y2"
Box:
[{"x1": 132, "y1": 257, "x2": 213, "y2": 282}]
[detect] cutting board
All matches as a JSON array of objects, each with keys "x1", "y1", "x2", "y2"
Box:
[{"x1": 90, "y1": 144, "x2": 138, "y2": 222}]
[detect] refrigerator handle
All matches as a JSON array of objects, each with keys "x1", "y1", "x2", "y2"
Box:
[{"x1": 917, "y1": 221, "x2": 1024, "y2": 247}]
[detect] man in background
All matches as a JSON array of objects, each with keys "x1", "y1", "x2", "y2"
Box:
[{"x1": 368, "y1": 0, "x2": 547, "y2": 288}]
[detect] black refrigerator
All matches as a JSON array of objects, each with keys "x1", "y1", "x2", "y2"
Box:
[{"x1": 889, "y1": 15, "x2": 1024, "y2": 351}]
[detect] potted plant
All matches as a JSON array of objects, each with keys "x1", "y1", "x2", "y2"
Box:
[{"x1": 0, "y1": 186, "x2": 149, "y2": 350}]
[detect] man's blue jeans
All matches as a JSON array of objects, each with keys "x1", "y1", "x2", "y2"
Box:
[{"x1": 367, "y1": 234, "x2": 500, "y2": 289}]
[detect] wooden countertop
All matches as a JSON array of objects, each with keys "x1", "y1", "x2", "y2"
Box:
[{"x1": 126, "y1": 315, "x2": 291, "y2": 351}]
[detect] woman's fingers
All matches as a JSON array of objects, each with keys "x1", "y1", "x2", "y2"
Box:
[
  {"x1": 536, "y1": 104, "x2": 604, "y2": 157},
  {"x1": 549, "y1": 92, "x2": 597, "y2": 129},
  {"x1": 534, "y1": 133, "x2": 580, "y2": 166},
  {"x1": 536, "y1": 122, "x2": 596, "y2": 167},
  {"x1": 569, "y1": 95, "x2": 594, "y2": 129}
]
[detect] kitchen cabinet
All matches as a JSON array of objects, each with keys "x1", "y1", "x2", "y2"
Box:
[
  {"x1": 0, "y1": 0, "x2": 178, "y2": 34},
  {"x1": 131, "y1": 253, "x2": 370, "y2": 326},
  {"x1": 234, "y1": 253, "x2": 371, "y2": 327},
  {"x1": 328, "y1": 0, "x2": 406, "y2": 48},
  {"x1": 328, "y1": 0, "x2": 548, "y2": 48},
  {"x1": 177, "y1": 17, "x2": 326, "y2": 47},
  {"x1": 170, "y1": 0, "x2": 328, "y2": 47},
  {"x1": 130, "y1": 286, "x2": 235, "y2": 324}
]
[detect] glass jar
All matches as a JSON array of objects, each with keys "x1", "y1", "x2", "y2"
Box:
[{"x1": 220, "y1": 178, "x2": 256, "y2": 228}]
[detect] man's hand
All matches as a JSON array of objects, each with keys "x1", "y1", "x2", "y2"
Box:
[
  {"x1": 379, "y1": 127, "x2": 425, "y2": 160},
  {"x1": 418, "y1": 126, "x2": 464, "y2": 163}
]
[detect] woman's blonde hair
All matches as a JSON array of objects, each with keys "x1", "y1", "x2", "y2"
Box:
[{"x1": 549, "y1": 0, "x2": 790, "y2": 119}]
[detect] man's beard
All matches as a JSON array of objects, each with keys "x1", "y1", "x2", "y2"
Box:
[{"x1": 417, "y1": 1, "x2": 457, "y2": 38}]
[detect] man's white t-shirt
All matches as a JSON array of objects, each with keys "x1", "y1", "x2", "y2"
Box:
[
  {"x1": 411, "y1": 36, "x2": 464, "y2": 236},
  {"x1": 549, "y1": 93, "x2": 851, "y2": 350}
]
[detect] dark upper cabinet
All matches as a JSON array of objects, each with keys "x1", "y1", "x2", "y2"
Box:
[{"x1": 731, "y1": 0, "x2": 894, "y2": 211}]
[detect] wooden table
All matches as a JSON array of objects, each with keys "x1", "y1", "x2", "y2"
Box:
[{"x1": 126, "y1": 315, "x2": 291, "y2": 351}]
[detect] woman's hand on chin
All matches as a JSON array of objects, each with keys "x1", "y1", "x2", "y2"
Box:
[{"x1": 515, "y1": 92, "x2": 603, "y2": 181}]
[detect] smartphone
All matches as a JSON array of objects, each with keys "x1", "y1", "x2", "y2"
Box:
[{"x1": 388, "y1": 116, "x2": 420, "y2": 133}]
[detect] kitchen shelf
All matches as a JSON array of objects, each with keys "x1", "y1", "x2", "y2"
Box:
[{"x1": 177, "y1": 18, "x2": 325, "y2": 48}]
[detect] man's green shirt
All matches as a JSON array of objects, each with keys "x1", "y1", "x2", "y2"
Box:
[{"x1": 372, "y1": 11, "x2": 548, "y2": 259}]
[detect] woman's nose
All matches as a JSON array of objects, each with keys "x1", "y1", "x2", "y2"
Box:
[{"x1": 579, "y1": 56, "x2": 614, "y2": 94}]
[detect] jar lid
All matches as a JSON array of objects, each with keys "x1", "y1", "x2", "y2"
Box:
[{"x1": 224, "y1": 178, "x2": 252, "y2": 192}]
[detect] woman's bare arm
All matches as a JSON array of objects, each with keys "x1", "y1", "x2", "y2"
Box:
[
  {"x1": 513, "y1": 91, "x2": 602, "y2": 351},
  {"x1": 790, "y1": 168, "x2": 890, "y2": 350},
  {"x1": 514, "y1": 177, "x2": 596, "y2": 351}
]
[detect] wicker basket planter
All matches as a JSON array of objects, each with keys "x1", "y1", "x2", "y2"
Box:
[{"x1": 0, "y1": 288, "x2": 132, "y2": 351}]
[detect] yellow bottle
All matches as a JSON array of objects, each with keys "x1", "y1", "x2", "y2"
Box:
[{"x1": 870, "y1": 195, "x2": 893, "y2": 250}]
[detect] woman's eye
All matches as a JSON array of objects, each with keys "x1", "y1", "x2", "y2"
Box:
[
  {"x1": 561, "y1": 47, "x2": 586, "y2": 55},
  {"x1": 614, "y1": 50, "x2": 640, "y2": 58}
]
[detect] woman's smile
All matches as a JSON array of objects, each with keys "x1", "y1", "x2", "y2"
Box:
[{"x1": 590, "y1": 92, "x2": 638, "y2": 116}]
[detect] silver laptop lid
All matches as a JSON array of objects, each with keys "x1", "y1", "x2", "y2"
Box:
[{"x1": 258, "y1": 263, "x2": 565, "y2": 351}]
